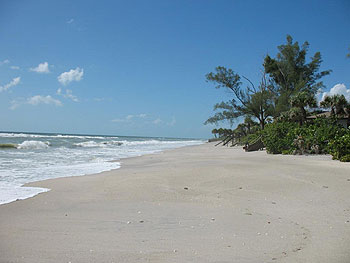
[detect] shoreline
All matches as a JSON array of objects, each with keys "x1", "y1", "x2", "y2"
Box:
[
  {"x1": 1, "y1": 143, "x2": 350, "y2": 262},
  {"x1": 0, "y1": 141, "x2": 205, "y2": 206},
  {"x1": 22, "y1": 142, "x2": 206, "y2": 191}
]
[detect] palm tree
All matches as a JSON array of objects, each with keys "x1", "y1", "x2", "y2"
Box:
[
  {"x1": 320, "y1": 94, "x2": 348, "y2": 116},
  {"x1": 211, "y1": 128, "x2": 218, "y2": 138},
  {"x1": 290, "y1": 91, "x2": 317, "y2": 125}
]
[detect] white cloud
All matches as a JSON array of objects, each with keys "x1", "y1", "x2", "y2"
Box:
[
  {"x1": 10, "y1": 66, "x2": 20, "y2": 70},
  {"x1": 58, "y1": 67, "x2": 84, "y2": 85},
  {"x1": 111, "y1": 114, "x2": 147, "y2": 123},
  {"x1": 67, "y1": 18, "x2": 74, "y2": 24},
  {"x1": 57, "y1": 88, "x2": 78, "y2": 102},
  {"x1": 9, "y1": 100, "x2": 21, "y2": 110},
  {"x1": 126, "y1": 114, "x2": 134, "y2": 120},
  {"x1": 30, "y1": 62, "x2": 50, "y2": 73},
  {"x1": 27, "y1": 95, "x2": 62, "y2": 106},
  {"x1": 10, "y1": 95, "x2": 62, "y2": 110},
  {"x1": 111, "y1": 114, "x2": 174, "y2": 127},
  {"x1": 317, "y1": 83, "x2": 350, "y2": 104},
  {"x1": 0, "y1": 59, "x2": 9, "y2": 66},
  {"x1": 0, "y1": 77, "x2": 21, "y2": 92},
  {"x1": 153, "y1": 118, "x2": 162, "y2": 125},
  {"x1": 125, "y1": 114, "x2": 147, "y2": 120}
]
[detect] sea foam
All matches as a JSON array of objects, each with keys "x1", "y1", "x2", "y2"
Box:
[
  {"x1": 17, "y1": 140, "x2": 50, "y2": 149},
  {"x1": 0, "y1": 132, "x2": 204, "y2": 205}
]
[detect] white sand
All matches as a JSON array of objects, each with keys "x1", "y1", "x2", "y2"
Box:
[{"x1": 0, "y1": 143, "x2": 350, "y2": 263}]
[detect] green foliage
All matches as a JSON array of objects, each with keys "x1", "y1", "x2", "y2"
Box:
[
  {"x1": 241, "y1": 132, "x2": 261, "y2": 144},
  {"x1": 261, "y1": 121, "x2": 298, "y2": 154},
  {"x1": 320, "y1": 94, "x2": 348, "y2": 116},
  {"x1": 205, "y1": 67, "x2": 274, "y2": 129},
  {"x1": 214, "y1": 128, "x2": 233, "y2": 137},
  {"x1": 211, "y1": 128, "x2": 218, "y2": 138},
  {"x1": 290, "y1": 91, "x2": 317, "y2": 124},
  {"x1": 264, "y1": 35, "x2": 331, "y2": 116},
  {"x1": 262, "y1": 118, "x2": 347, "y2": 155},
  {"x1": 292, "y1": 118, "x2": 346, "y2": 153},
  {"x1": 329, "y1": 133, "x2": 350, "y2": 161},
  {"x1": 282, "y1": 149, "x2": 294, "y2": 155},
  {"x1": 245, "y1": 89, "x2": 275, "y2": 129},
  {"x1": 340, "y1": 155, "x2": 350, "y2": 162}
]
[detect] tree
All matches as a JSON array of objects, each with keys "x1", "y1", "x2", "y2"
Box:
[
  {"x1": 290, "y1": 91, "x2": 317, "y2": 125},
  {"x1": 211, "y1": 128, "x2": 218, "y2": 138},
  {"x1": 347, "y1": 46, "x2": 350, "y2": 58},
  {"x1": 264, "y1": 35, "x2": 331, "y2": 115},
  {"x1": 204, "y1": 66, "x2": 274, "y2": 129},
  {"x1": 320, "y1": 94, "x2": 348, "y2": 116},
  {"x1": 243, "y1": 116, "x2": 258, "y2": 134}
]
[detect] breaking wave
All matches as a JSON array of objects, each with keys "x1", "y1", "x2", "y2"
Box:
[
  {"x1": 0, "y1": 132, "x2": 204, "y2": 205},
  {"x1": 73, "y1": 141, "x2": 123, "y2": 148},
  {"x1": 0, "y1": 141, "x2": 51, "y2": 149},
  {"x1": 17, "y1": 140, "x2": 50, "y2": 149},
  {"x1": 0, "y1": 132, "x2": 118, "y2": 140}
]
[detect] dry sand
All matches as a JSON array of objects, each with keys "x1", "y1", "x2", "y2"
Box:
[{"x1": 0, "y1": 143, "x2": 350, "y2": 263}]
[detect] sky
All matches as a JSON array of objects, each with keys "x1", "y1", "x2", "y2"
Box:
[{"x1": 0, "y1": 0, "x2": 349, "y2": 138}]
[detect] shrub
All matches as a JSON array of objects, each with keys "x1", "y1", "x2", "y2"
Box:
[
  {"x1": 262, "y1": 121, "x2": 298, "y2": 154},
  {"x1": 293, "y1": 118, "x2": 346, "y2": 153},
  {"x1": 340, "y1": 154, "x2": 350, "y2": 162},
  {"x1": 262, "y1": 117, "x2": 347, "y2": 155},
  {"x1": 329, "y1": 133, "x2": 350, "y2": 161}
]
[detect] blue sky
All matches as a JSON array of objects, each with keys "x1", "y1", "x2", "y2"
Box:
[{"x1": 0, "y1": 0, "x2": 349, "y2": 138}]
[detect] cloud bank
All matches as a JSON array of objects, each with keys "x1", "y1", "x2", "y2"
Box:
[{"x1": 58, "y1": 67, "x2": 84, "y2": 85}]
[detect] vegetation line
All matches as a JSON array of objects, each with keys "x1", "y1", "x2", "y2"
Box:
[{"x1": 206, "y1": 35, "x2": 350, "y2": 162}]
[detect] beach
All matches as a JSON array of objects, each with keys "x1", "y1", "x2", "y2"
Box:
[{"x1": 1, "y1": 142, "x2": 350, "y2": 263}]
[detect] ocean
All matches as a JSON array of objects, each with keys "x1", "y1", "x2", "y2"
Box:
[{"x1": 0, "y1": 132, "x2": 204, "y2": 205}]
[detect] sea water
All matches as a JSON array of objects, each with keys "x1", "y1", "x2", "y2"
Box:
[{"x1": 0, "y1": 132, "x2": 204, "y2": 205}]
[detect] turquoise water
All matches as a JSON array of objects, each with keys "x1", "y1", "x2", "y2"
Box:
[{"x1": 0, "y1": 132, "x2": 204, "y2": 205}]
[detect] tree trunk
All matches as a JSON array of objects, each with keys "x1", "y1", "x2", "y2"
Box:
[
  {"x1": 259, "y1": 113, "x2": 265, "y2": 130},
  {"x1": 301, "y1": 107, "x2": 307, "y2": 125},
  {"x1": 260, "y1": 121, "x2": 265, "y2": 130}
]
